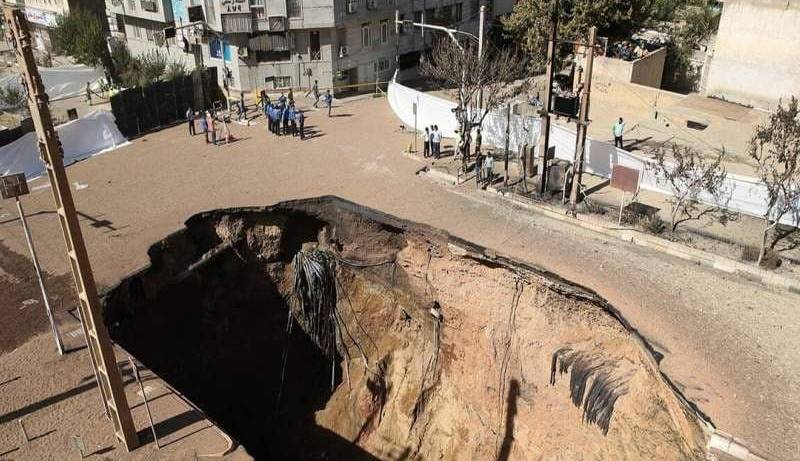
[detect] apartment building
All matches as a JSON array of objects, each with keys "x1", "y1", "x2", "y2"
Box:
[{"x1": 109, "y1": 0, "x2": 512, "y2": 94}]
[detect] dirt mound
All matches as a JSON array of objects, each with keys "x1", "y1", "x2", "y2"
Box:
[{"x1": 103, "y1": 197, "x2": 711, "y2": 460}]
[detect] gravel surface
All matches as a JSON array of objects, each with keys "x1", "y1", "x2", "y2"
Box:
[{"x1": 0, "y1": 96, "x2": 797, "y2": 460}]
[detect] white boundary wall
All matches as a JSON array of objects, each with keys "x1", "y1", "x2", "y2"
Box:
[{"x1": 388, "y1": 78, "x2": 800, "y2": 226}]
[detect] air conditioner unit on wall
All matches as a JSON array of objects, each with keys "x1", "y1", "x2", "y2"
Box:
[
  {"x1": 366, "y1": 0, "x2": 376, "y2": 9},
  {"x1": 339, "y1": 45, "x2": 349, "y2": 57},
  {"x1": 346, "y1": 1, "x2": 357, "y2": 14}
]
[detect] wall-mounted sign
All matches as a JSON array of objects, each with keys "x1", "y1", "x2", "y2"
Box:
[
  {"x1": 221, "y1": 0, "x2": 249, "y2": 14},
  {"x1": 24, "y1": 7, "x2": 59, "y2": 28}
]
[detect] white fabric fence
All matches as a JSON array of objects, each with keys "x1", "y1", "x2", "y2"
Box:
[
  {"x1": 0, "y1": 110, "x2": 128, "y2": 180},
  {"x1": 0, "y1": 65, "x2": 104, "y2": 105},
  {"x1": 388, "y1": 78, "x2": 799, "y2": 226}
]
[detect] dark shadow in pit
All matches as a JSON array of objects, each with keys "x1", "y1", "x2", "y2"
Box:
[
  {"x1": 496, "y1": 379, "x2": 519, "y2": 461},
  {"x1": 105, "y1": 239, "x2": 379, "y2": 460}
]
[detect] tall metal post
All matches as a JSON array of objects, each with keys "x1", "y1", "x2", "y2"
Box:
[
  {"x1": 535, "y1": 0, "x2": 558, "y2": 191},
  {"x1": 569, "y1": 26, "x2": 596, "y2": 209},
  {"x1": 4, "y1": 8, "x2": 139, "y2": 451},
  {"x1": 16, "y1": 196, "x2": 64, "y2": 355},
  {"x1": 477, "y1": 5, "x2": 485, "y2": 111},
  {"x1": 503, "y1": 103, "x2": 511, "y2": 186}
]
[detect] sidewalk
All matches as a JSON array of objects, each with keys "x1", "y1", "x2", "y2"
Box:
[{"x1": 403, "y1": 147, "x2": 800, "y2": 294}]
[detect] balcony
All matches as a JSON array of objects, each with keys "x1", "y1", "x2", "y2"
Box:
[{"x1": 222, "y1": 13, "x2": 253, "y2": 34}]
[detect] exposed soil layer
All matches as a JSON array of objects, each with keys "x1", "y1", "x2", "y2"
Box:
[{"x1": 102, "y1": 196, "x2": 712, "y2": 460}]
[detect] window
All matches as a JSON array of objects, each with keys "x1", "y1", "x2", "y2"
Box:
[
  {"x1": 413, "y1": 10, "x2": 421, "y2": 23},
  {"x1": 380, "y1": 20, "x2": 389, "y2": 44},
  {"x1": 453, "y1": 3, "x2": 462, "y2": 22},
  {"x1": 398, "y1": 14, "x2": 405, "y2": 33},
  {"x1": 287, "y1": 0, "x2": 301, "y2": 18},
  {"x1": 373, "y1": 57, "x2": 390, "y2": 73},
  {"x1": 251, "y1": 0, "x2": 266, "y2": 18},
  {"x1": 310, "y1": 30, "x2": 321, "y2": 60},
  {"x1": 361, "y1": 23, "x2": 370, "y2": 48},
  {"x1": 273, "y1": 76, "x2": 292, "y2": 88},
  {"x1": 127, "y1": 0, "x2": 137, "y2": 11}
]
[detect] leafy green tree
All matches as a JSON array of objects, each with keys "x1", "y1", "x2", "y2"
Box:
[
  {"x1": 503, "y1": 0, "x2": 657, "y2": 71},
  {"x1": 52, "y1": 9, "x2": 115, "y2": 79},
  {"x1": 662, "y1": 0, "x2": 720, "y2": 91}
]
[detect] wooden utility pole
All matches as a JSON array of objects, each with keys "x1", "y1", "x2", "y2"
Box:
[
  {"x1": 4, "y1": 8, "x2": 139, "y2": 451},
  {"x1": 536, "y1": 0, "x2": 558, "y2": 193},
  {"x1": 569, "y1": 26, "x2": 597, "y2": 209}
]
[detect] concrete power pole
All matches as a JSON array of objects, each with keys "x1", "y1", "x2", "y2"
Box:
[
  {"x1": 4, "y1": 8, "x2": 139, "y2": 452},
  {"x1": 569, "y1": 26, "x2": 596, "y2": 209},
  {"x1": 535, "y1": 0, "x2": 559, "y2": 193},
  {"x1": 477, "y1": 5, "x2": 485, "y2": 111}
]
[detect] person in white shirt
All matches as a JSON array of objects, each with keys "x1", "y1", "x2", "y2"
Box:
[
  {"x1": 613, "y1": 117, "x2": 626, "y2": 148},
  {"x1": 422, "y1": 127, "x2": 431, "y2": 157},
  {"x1": 432, "y1": 125, "x2": 442, "y2": 159},
  {"x1": 483, "y1": 154, "x2": 495, "y2": 187}
]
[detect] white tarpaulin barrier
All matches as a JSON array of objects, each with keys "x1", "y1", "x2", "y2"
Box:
[
  {"x1": 0, "y1": 110, "x2": 127, "y2": 180},
  {"x1": 388, "y1": 78, "x2": 800, "y2": 226},
  {"x1": 0, "y1": 65, "x2": 103, "y2": 103}
]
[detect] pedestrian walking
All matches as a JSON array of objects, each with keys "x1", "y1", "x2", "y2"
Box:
[
  {"x1": 312, "y1": 80, "x2": 320, "y2": 108},
  {"x1": 278, "y1": 92, "x2": 287, "y2": 106},
  {"x1": 474, "y1": 127, "x2": 482, "y2": 156},
  {"x1": 325, "y1": 90, "x2": 333, "y2": 117},
  {"x1": 200, "y1": 113, "x2": 209, "y2": 143},
  {"x1": 239, "y1": 92, "x2": 246, "y2": 121},
  {"x1": 432, "y1": 125, "x2": 442, "y2": 159},
  {"x1": 422, "y1": 127, "x2": 430, "y2": 157},
  {"x1": 613, "y1": 117, "x2": 626, "y2": 148},
  {"x1": 186, "y1": 107, "x2": 196, "y2": 136},
  {"x1": 288, "y1": 88, "x2": 294, "y2": 105},
  {"x1": 85, "y1": 82, "x2": 92, "y2": 105},
  {"x1": 297, "y1": 110, "x2": 305, "y2": 139}
]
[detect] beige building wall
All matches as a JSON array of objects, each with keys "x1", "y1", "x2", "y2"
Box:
[
  {"x1": 593, "y1": 47, "x2": 666, "y2": 89},
  {"x1": 705, "y1": 0, "x2": 800, "y2": 109}
]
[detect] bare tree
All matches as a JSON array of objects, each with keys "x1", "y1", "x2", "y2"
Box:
[
  {"x1": 420, "y1": 39, "x2": 524, "y2": 168},
  {"x1": 748, "y1": 96, "x2": 800, "y2": 266},
  {"x1": 647, "y1": 144, "x2": 736, "y2": 232}
]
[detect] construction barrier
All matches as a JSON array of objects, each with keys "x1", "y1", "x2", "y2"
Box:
[{"x1": 387, "y1": 75, "x2": 800, "y2": 226}]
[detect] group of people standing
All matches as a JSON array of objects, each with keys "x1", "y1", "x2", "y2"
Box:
[
  {"x1": 264, "y1": 92, "x2": 306, "y2": 139},
  {"x1": 422, "y1": 125, "x2": 443, "y2": 159},
  {"x1": 186, "y1": 107, "x2": 232, "y2": 146}
]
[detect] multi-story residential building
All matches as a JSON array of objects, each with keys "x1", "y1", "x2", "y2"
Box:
[
  {"x1": 109, "y1": 0, "x2": 513, "y2": 94},
  {"x1": 20, "y1": 0, "x2": 108, "y2": 51}
]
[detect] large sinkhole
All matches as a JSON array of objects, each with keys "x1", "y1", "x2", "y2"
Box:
[{"x1": 103, "y1": 197, "x2": 712, "y2": 460}]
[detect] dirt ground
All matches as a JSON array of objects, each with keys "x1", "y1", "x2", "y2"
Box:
[{"x1": 0, "y1": 96, "x2": 798, "y2": 460}]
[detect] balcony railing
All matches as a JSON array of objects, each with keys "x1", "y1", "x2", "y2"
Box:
[{"x1": 222, "y1": 13, "x2": 253, "y2": 33}]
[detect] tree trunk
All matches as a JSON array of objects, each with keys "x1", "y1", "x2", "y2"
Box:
[{"x1": 758, "y1": 217, "x2": 771, "y2": 266}]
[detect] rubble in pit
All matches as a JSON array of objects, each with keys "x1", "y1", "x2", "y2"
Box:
[{"x1": 102, "y1": 196, "x2": 712, "y2": 461}]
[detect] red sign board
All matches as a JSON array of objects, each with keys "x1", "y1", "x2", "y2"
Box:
[{"x1": 610, "y1": 165, "x2": 640, "y2": 193}]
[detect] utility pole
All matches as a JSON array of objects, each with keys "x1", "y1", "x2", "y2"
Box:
[
  {"x1": 503, "y1": 103, "x2": 511, "y2": 186},
  {"x1": 477, "y1": 4, "x2": 485, "y2": 111},
  {"x1": 4, "y1": 8, "x2": 139, "y2": 451},
  {"x1": 536, "y1": 0, "x2": 558, "y2": 193},
  {"x1": 568, "y1": 26, "x2": 596, "y2": 210}
]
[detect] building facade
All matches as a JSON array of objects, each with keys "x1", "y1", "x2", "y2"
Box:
[
  {"x1": 15, "y1": 0, "x2": 106, "y2": 51},
  {"x1": 108, "y1": 0, "x2": 513, "y2": 94},
  {"x1": 704, "y1": 0, "x2": 800, "y2": 109}
]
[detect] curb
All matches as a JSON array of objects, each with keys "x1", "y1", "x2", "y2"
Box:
[{"x1": 415, "y1": 165, "x2": 800, "y2": 295}]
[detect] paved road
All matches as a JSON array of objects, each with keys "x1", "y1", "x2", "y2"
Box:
[{"x1": 0, "y1": 97, "x2": 797, "y2": 459}]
